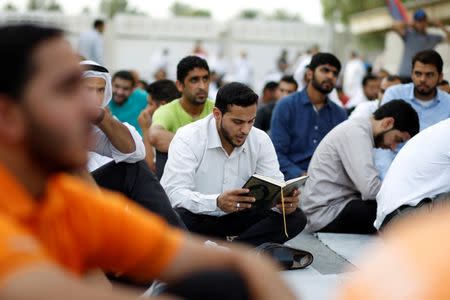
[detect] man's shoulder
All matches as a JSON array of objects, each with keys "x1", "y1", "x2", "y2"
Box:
[
  {"x1": 383, "y1": 83, "x2": 412, "y2": 100},
  {"x1": 249, "y1": 126, "x2": 272, "y2": 143},
  {"x1": 175, "y1": 115, "x2": 210, "y2": 142},
  {"x1": 154, "y1": 99, "x2": 180, "y2": 116},
  {"x1": 437, "y1": 89, "x2": 450, "y2": 104},
  {"x1": 273, "y1": 92, "x2": 302, "y2": 114}
]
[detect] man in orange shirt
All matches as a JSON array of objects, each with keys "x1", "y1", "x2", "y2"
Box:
[{"x1": 0, "y1": 24, "x2": 295, "y2": 300}]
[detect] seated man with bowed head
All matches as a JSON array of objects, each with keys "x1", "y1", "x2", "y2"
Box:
[
  {"x1": 375, "y1": 118, "x2": 450, "y2": 230},
  {"x1": 161, "y1": 82, "x2": 306, "y2": 246},
  {"x1": 302, "y1": 100, "x2": 419, "y2": 234}
]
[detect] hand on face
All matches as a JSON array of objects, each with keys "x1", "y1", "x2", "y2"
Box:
[{"x1": 138, "y1": 106, "x2": 152, "y2": 130}]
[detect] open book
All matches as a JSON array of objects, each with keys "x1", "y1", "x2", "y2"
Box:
[{"x1": 242, "y1": 174, "x2": 309, "y2": 209}]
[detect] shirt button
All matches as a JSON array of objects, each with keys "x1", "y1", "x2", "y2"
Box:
[
  {"x1": 314, "y1": 126, "x2": 319, "y2": 130},
  {"x1": 313, "y1": 139, "x2": 317, "y2": 144}
]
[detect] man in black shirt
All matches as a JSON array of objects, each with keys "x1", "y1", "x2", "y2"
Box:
[{"x1": 254, "y1": 76, "x2": 298, "y2": 132}]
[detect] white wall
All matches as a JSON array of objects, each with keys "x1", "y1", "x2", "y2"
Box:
[{"x1": 0, "y1": 12, "x2": 336, "y2": 92}]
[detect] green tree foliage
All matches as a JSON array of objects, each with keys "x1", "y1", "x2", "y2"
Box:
[
  {"x1": 321, "y1": 0, "x2": 386, "y2": 24},
  {"x1": 270, "y1": 9, "x2": 302, "y2": 21},
  {"x1": 3, "y1": 2, "x2": 17, "y2": 11},
  {"x1": 239, "y1": 9, "x2": 261, "y2": 19},
  {"x1": 170, "y1": 2, "x2": 211, "y2": 18}
]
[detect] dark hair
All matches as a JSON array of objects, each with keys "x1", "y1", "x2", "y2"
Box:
[
  {"x1": 263, "y1": 81, "x2": 279, "y2": 92},
  {"x1": 373, "y1": 99, "x2": 420, "y2": 137},
  {"x1": 308, "y1": 52, "x2": 342, "y2": 73},
  {"x1": 386, "y1": 75, "x2": 401, "y2": 82},
  {"x1": 177, "y1": 55, "x2": 210, "y2": 83},
  {"x1": 438, "y1": 79, "x2": 449, "y2": 86},
  {"x1": 215, "y1": 82, "x2": 258, "y2": 114},
  {"x1": 112, "y1": 70, "x2": 135, "y2": 86},
  {"x1": 279, "y1": 75, "x2": 298, "y2": 90},
  {"x1": 138, "y1": 79, "x2": 148, "y2": 89},
  {"x1": 93, "y1": 19, "x2": 104, "y2": 29},
  {"x1": 412, "y1": 50, "x2": 443, "y2": 74},
  {"x1": 146, "y1": 79, "x2": 181, "y2": 104},
  {"x1": 0, "y1": 24, "x2": 63, "y2": 100},
  {"x1": 362, "y1": 74, "x2": 379, "y2": 86}
]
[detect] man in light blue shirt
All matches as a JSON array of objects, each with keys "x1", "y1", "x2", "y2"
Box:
[{"x1": 375, "y1": 50, "x2": 450, "y2": 179}]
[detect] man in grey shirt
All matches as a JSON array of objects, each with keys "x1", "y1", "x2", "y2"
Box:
[
  {"x1": 393, "y1": 9, "x2": 449, "y2": 78},
  {"x1": 301, "y1": 100, "x2": 419, "y2": 234}
]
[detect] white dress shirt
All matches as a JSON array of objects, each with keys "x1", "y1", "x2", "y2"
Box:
[
  {"x1": 87, "y1": 122, "x2": 146, "y2": 172},
  {"x1": 78, "y1": 30, "x2": 104, "y2": 65},
  {"x1": 161, "y1": 114, "x2": 284, "y2": 217},
  {"x1": 375, "y1": 119, "x2": 450, "y2": 229}
]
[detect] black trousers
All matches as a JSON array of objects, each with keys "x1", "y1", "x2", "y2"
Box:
[
  {"x1": 319, "y1": 200, "x2": 377, "y2": 234},
  {"x1": 176, "y1": 207, "x2": 306, "y2": 246},
  {"x1": 162, "y1": 270, "x2": 250, "y2": 300},
  {"x1": 92, "y1": 160, "x2": 186, "y2": 229}
]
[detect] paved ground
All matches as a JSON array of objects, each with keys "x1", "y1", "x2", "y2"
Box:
[{"x1": 282, "y1": 232, "x2": 380, "y2": 300}]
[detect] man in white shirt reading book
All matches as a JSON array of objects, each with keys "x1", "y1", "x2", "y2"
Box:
[
  {"x1": 161, "y1": 82, "x2": 306, "y2": 246},
  {"x1": 302, "y1": 100, "x2": 419, "y2": 234}
]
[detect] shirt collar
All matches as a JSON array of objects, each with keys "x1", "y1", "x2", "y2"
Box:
[
  {"x1": 407, "y1": 83, "x2": 442, "y2": 106},
  {"x1": 300, "y1": 88, "x2": 331, "y2": 108}
]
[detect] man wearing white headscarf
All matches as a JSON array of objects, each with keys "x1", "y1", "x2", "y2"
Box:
[
  {"x1": 80, "y1": 60, "x2": 145, "y2": 171},
  {"x1": 81, "y1": 61, "x2": 186, "y2": 229}
]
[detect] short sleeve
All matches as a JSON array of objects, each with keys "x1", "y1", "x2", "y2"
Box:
[
  {"x1": 152, "y1": 105, "x2": 173, "y2": 131},
  {"x1": 52, "y1": 175, "x2": 184, "y2": 281},
  {"x1": 0, "y1": 216, "x2": 49, "y2": 281}
]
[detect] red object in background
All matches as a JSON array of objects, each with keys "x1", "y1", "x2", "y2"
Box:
[{"x1": 386, "y1": 0, "x2": 410, "y2": 23}]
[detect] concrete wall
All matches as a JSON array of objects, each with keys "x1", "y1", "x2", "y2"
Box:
[{"x1": 0, "y1": 12, "x2": 345, "y2": 93}]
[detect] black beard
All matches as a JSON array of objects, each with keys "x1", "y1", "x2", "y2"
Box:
[
  {"x1": 311, "y1": 74, "x2": 333, "y2": 95},
  {"x1": 374, "y1": 129, "x2": 392, "y2": 148},
  {"x1": 220, "y1": 120, "x2": 240, "y2": 148},
  {"x1": 414, "y1": 86, "x2": 436, "y2": 98}
]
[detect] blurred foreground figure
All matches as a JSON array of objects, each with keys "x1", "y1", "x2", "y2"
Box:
[
  {"x1": 336, "y1": 202, "x2": 450, "y2": 300},
  {"x1": 0, "y1": 23, "x2": 295, "y2": 300}
]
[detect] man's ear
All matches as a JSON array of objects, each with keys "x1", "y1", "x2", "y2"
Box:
[
  {"x1": 175, "y1": 80, "x2": 184, "y2": 93},
  {"x1": 305, "y1": 68, "x2": 313, "y2": 82},
  {"x1": 381, "y1": 117, "x2": 395, "y2": 131},
  {"x1": 439, "y1": 73, "x2": 444, "y2": 84},
  {"x1": 0, "y1": 97, "x2": 26, "y2": 144},
  {"x1": 212, "y1": 107, "x2": 222, "y2": 121}
]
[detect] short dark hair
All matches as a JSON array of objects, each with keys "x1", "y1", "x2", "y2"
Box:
[
  {"x1": 0, "y1": 24, "x2": 63, "y2": 100},
  {"x1": 386, "y1": 75, "x2": 401, "y2": 82},
  {"x1": 93, "y1": 19, "x2": 104, "y2": 29},
  {"x1": 412, "y1": 50, "x2": 443, "y2": 74},
  {"x1": 308, "y1": 52, "x2": 342, "y2": 73},
  {"x1": 438, "y1": 79, "x2": 449, "y2": 86},
  {"x1": 138, "y1": 79, "x2": 148, "y2": 90},
  {"x1": 177, "y1": 55, "x2": 210, "y2": 83},
  {"x1": 362, "y1": 74, "x2": 379, "y2": 86},
  {"x1": 112, "y1": 70, "x2": 135, "y2": 86},
  {"x1": 146, "y1": 79, "x2": 181, "y2": 104},
  {"x1": 215, "y1": 82, "x2": 258, "y2": 115},
  {"x1": 263, "y1": 81, "x2": 279, "y2": 92},
  {"x1": 279, "y1": 75, "x2": 298, "y2": 90},
  {"x1": 373, "y1": 99, "x2": 420, "y2": 138}
]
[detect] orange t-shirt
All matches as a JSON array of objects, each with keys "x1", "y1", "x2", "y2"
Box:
[{"x1": 0, "y1": 164, "x2": 183, "y2": 282}]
